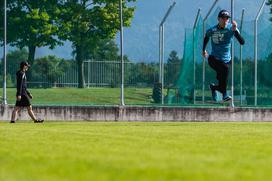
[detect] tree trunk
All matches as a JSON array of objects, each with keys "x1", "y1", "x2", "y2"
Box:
[
  {"x1": 28, "y1": 46, "x2": 36, "y2": 81},
  {"x1": 28, "y1": 46, "x2": 36, "y2": 65},
  {"x1": 76, "y1": 44, "x2": 85, "y2": 88}
]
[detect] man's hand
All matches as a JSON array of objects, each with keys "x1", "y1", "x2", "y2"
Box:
[
  {"x1": 27, "y1": 92, "x2": 33, "y2": 99},
  {"x1": 232, "y1": 20, "x2": 237, "y2": 31},
  {"x1": 202, "y1": 50, "x2": 209, "y2": 58},
  {"x1": 28, "y1": 94, "x2": 33, "y2": 99},
  {"x1": 16, "y1": 96, "x2": 21, "y2": 101}
]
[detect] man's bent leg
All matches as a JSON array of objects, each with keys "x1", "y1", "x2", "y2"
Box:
[{"x1": 208, "y1": 56, "x2": 227, "y2": 93}]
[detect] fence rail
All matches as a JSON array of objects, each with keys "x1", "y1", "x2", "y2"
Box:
[{"x1": 1, "y1": 60, "x2": 180, "y2": 88}]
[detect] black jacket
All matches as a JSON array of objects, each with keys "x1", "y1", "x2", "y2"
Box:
[{"x1": 16, "y1": 70, "x2": 30, "y2": 96}]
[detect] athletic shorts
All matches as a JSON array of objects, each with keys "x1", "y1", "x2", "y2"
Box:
[{"x1": 15, "y1": 95, "x2": 31, "y2": 107}]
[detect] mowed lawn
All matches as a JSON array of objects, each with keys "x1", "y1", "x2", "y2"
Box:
[
  {"x1": 1, "y1": 122, "x2": 272, "y2": 181},
  {"x1": 0, "y1": 88, "x2": 153, "y2": 105}
]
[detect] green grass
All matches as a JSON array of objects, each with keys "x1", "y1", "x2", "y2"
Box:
[
  {"x1": 1, "y1": 122, "x2": 272, "y2": 181},
  {"x1": 0, "y1": 88, "x2": 153, "y2": 106},
  {"x1": 2, "y1": 87, "x2": 272, "y2": 107},
  {"x1": 0, "y1": 88, "x2": 241, "y2": 107}
]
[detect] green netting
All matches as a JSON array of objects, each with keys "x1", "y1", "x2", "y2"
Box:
[
  {"x1": 232, "y1": 7, "x2": 272, "y2": 106},
  {"x1": 164, "y1": 12, "x2": 203, "y2": 105},
  {"x1": 256, "y1": 8, "x2": 272, "y2": 106}
]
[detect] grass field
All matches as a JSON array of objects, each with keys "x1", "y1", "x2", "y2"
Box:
[
  {"x1": 0, "y1": 88, "x2": 235, "y2": 107},
  {"x1": 0, "y1": 88, "x2": 153, "y2": 105},
  {"x1": 1, "y1": 122, "x2": 272, "y2": 181}
]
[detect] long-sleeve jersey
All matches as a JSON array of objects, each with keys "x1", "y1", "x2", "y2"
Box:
[
  {"x1": 16, "y1": 70, "x2": 29, "y2": 96},
  {"x1": 203, "y1": 23, "x2": 245, "y2": 63}
]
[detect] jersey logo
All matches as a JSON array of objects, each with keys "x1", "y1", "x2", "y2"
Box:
[{"x1": 212, "y1": 32, "x2": 225, "y2": 44}]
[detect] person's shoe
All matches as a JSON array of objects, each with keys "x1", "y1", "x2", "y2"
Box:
[
  {"x1": 34, "y1": 119, "x2": 44, "y2": 123},
  {"x1": 223, "y1": 93, "x2": 232, "y2": 102},
  {"x1": 10, "y1": 120, "x2": 15, "y2": 123},
  {"x1": 209, "y1": 83, "x2": 217, "y2": 101}
]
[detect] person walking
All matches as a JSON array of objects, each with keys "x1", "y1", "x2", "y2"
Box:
[{"x1": 10, "y1": 61, "x2": 44, "y2": 123}]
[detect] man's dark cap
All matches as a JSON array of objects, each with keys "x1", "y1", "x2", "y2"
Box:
[
  {"x1": 218, "y1": 10, "x2": 231, "y2": 18},
  {"x1": 20, "y1": 61, "x2": 30, "y2": 68}
]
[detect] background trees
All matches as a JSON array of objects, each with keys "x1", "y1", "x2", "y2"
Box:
[
  {"x1": 0, "y1": 0, "x2": 137, "y2": 88},
  {"x1": 1, "y1": 0, "x2": 61, "y2": 72},
  {"x1": 56, "y1": 0, "x2": 136, "y2": 87}
]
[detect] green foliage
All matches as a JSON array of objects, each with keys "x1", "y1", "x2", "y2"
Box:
[
  {"x1": 167, "y1": 51, "x2": 180, "y2": 64},
  {"x1": 0, "y1": 3, "x2": 3, "y2": 40},
  {"x1": 152, "y1": 83, "x2": 162, "y2": 103},
  {"x1": 57, "y1": 0, "x2": 136, "y2": 43},
  {"x1": 32, "y1": 56, "x2": 73, "y2": 87},
  {"x1": 166, "y1": 50, "x2": 181, "y2": 86},
  {"x1": 57, "y1": 0, "x2": 137, "y2": 87},
  {"x1": 7, "y1": 48, "x2": 28, "y2": 73},
  {"x1": 0, "y1": 0, "x2": 62, "y2": 65},
  {"x1": 0, "y1": 49, "x2": 75, "y2": 88},
  {"x1": 0, "y1": 0, "x2": 137, "y2": 88},
  {"x1": 73, "y1": 38, "x2": 120, "y2": 61},
  {"x1": 0, "y1": 49, "x2": 28, "y2": 86},
  {"x1": 0, "y1": 74, "x2": 14, "y2": 87},
  {"x1": 128, "y1": 62, "x2": 157, "y2": 86},
  {"x1": 10, "y1": 0, "x2": 60, "y2": 48},
  {"x1": 93, "y1": 39, "x2": 120, "y2": 61}
]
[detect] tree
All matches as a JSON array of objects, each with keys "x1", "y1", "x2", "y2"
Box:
[
  {"x1": 57, "y1": 0, "x2": 136, "y2": 88},
  {"x1": 92, "y1": 39, "x2": 120, "y2": 61},
  {"x1": 6, "y1": 49, "x2": 29, "y2": 82},
  {"x1": 32, "y1": 55, "x2": 71, "y2": 87},
  {"x1": 0, "y1": 49, "x2": 28, "y2": 86},
  {"x1": 167, "y1": 50, "x2": 180, "y2": 64},
  {"x1": 0, "y1": 0, "x2": 61, "y2": 78},
  {"x1": 268, "y1": 0, "x2": 272, "y2": 21},
  {"x1": 0, "y1": 2, "x2": 3, "y2": 42},
  {"x1": 166, "y1": 50, "x2": 181, "y2": 86},
  {"x1": 73, "y1": 38, "x2": 120, "y2": 61}
]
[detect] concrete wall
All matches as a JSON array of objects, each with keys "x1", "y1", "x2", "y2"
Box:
[{"x1": 1, "y1": 105, "x2": 272, "y2": 122}]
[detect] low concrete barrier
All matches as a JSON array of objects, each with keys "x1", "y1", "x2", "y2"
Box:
[{"x1": 1, "y1": 105, "x2": 271, "y2": 122}]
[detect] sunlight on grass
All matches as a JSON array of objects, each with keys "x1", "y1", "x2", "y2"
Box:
[
  {"x1": 1, "y1": 122, "x2": 272, "y2": 181},
  {"x1": 0, "y1": 88, "x2": 153, "y2": 106}
]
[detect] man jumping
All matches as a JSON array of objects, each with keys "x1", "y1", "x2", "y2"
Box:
[{"x1": 202, "y1": 9, "x2": 245, "y2": 101}]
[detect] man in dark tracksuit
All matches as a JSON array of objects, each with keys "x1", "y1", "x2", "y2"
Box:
[
  {"x1": 10, "y1": 61, "x2": 44, "y2": 123},
  {"x1": 203, "y1": 10, "x2": 245, "y2": 101}
]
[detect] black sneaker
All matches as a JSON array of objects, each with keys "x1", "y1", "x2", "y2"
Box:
[
  {"x1": 10, "y1": 120, "x2": 15, "y2": 123},
  {"x1": 34, "y1": 119, "x2": 44, "y2": 123},
  {"x1": 209, "y1": 83, "x2": 217, "y2": 101},
  {"x1": 223, "y1": 94, "x2": 232, "y2": 102}
]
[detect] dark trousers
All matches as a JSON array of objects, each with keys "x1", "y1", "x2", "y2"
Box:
[{"x1": 208, "y1": 55, "x2": 230, "y2": 94}]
